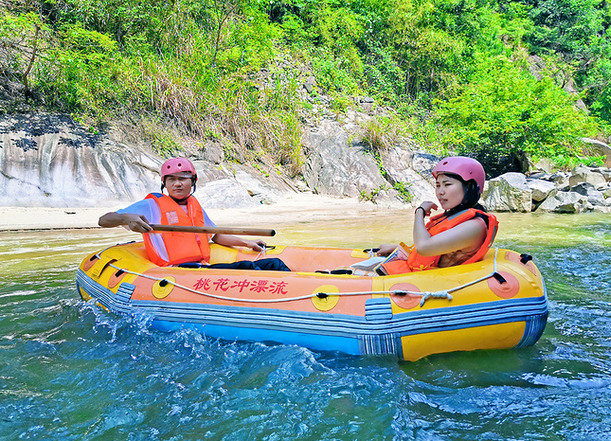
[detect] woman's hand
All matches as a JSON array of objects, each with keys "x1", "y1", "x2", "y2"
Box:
[
  {"x1": 417, "y1": 201, "x2": 439, "y2": 216},
  {"x1": 376, "y1": 243, "x2": 397, "y2": 257}
]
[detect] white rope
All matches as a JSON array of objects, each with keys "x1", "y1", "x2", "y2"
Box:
[
  {"x1": 93, "y1": 247, "x2": 502, "y2": 306},
  {"x1": 253, "y1": 245, "x2": 267, "y2": 261}
]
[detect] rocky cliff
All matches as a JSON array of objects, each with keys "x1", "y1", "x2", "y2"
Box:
[
  {"x1": 2, "y1": 112, "x2": 609, "y2": 213},
  {"x1": 0, "y1": 112, "x2": 435, "y2": 209}
]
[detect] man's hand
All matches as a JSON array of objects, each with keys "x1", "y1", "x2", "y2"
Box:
[{"x1": 124, "y1": 214, "x2": 152, "y2": 233}]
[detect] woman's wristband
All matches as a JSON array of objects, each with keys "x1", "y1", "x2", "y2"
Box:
[{"x1": 415, "y1": 207, "x2": 426, "y2": 215}]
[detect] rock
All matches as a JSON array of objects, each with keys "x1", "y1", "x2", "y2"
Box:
[
  {"x1": 569, "y1": 166, "x2": 607, "y2": 189},
  {"x1": 589, "y1": 167, "x2": 611, "y2": 182},
  {"x1": 582, "y1": 138, "x2": 611, "y2": 168},
  {"x1": 482, "y1": 172, "x2": 532, "y2": 212},
  {"x1": 535, "y1": 190, "x2": 589, "y2": 213},
  {"x1": 303, "y1": 76, "x2": 316, "y2": 94},
  {"x1": 302, "y1": 119, "x2": 390, "y2": 200},
  {"x1": 381, "y1": 147, "x2": 436, "y2": 204},
  {"x1": 0, "y1": 113, "x2": 161, "y2": 207},
  {"x1": 203, "y1": 141, "x2": 224, "y2": 164},
  {"x1": 359, "y1": 97, "x2": 375, "y2": 113},
  {"x1": 571, "y1": 182, "x2": 606, "y2": 205},
  {"x1": 602, "y1": 188, "x2": 611, "y2": 198},
  {"x1": 527, "y1": 179, "x2": 556, "y2": 203},
  {"x1": 196, "y1": 178, "x2": 261, "y2": 209},
  {"x1": 527, "y1": 171, "x2": 552, "y2": 180},
  {"x1": 410, "y1": 152, "x2": 440, "y2": 176},
  {"x1": 550, "y1": 172, "x2": 570, "y2": 187},
  {"x1": 233, "y1": 169, "x2": 281, "y2": 205},
  {"x1": 533, "y1": 158, "x2": 553, "y2": 173}
]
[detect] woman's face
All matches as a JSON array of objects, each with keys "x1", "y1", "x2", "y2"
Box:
[{"x1": 435, "y1": 173, "x2": 465, "y2": 210}]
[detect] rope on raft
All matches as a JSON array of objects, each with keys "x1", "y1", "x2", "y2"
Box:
[{"x1": 95, "y1": 247, "x2": 502, "y2": 307}]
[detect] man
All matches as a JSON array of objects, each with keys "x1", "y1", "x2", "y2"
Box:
[{"x1": 99, "y1": 157, "x2": 290, "y2": 271}]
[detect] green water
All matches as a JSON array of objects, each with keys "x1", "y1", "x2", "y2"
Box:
[{"x1": 0, "y1": 212, "x2": 610, "y2": 440}]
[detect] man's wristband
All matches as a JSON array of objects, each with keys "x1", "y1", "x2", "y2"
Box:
[{"x1": 415, "y1": 207, "x2": 426, "y2": 215}]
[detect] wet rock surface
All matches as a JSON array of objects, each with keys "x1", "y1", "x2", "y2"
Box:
[{"x1": 2, "y1": 112, "x2": 609, "y2": 213}]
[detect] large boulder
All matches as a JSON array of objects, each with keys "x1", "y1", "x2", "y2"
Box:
[
  {"x1": 527, "y1": 179, "x2": 556, "y2": 203},
  {"x1": 482, "y1": 172, "x2": 532, "y2": 212},
  {"x1": 569, "y1": 166, "x2": 607, "y2": 189},
  {"x1": 571, "y1": 182, "x2": 606, "y2": 206},
  {"x1": 302, "y1": 119, "x2": 390, "y2": 200},
  {"x1": 536, "y1": 190, "x2": 589, "y2": 213},
  {"x1": 581, "y1": 138, "x2": 611, "y2": 168}
]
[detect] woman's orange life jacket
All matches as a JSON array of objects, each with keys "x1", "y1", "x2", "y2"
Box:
[
  {"x1": 143, "y1": 193, "x2": 211, "y2": 266},
  {"x1": 381, "y1": 209, "x2": 498, "y2": 275}
]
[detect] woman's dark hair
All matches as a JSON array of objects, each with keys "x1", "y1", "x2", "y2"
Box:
[{"x1": 441, "y1": 172, "x2": 486, "y2": 216}]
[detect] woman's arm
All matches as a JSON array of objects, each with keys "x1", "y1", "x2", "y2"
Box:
[{"x1": 414, "y1": 218, "x2": 487, "y2": 256}]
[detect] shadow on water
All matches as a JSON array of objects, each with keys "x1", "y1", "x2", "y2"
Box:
[{"x1": 1, "y1": 212, "x2": 610, "y2": 440}]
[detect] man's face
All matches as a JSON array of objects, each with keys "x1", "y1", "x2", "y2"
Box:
[{"x1": 165, "y1": 174, "x2": 193, "y2": 200}]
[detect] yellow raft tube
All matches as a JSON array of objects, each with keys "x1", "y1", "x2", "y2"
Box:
[{"x1": 76, "y1": 242, "x2": 548, "y2": 361}]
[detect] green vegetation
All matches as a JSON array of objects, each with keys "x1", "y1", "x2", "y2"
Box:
[{"x1": 1, "y1": 0, "x2": 610, "y2": 176}]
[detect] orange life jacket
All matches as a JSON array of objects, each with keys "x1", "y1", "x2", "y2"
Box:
[
  {"x1": 381, "y1": 209, "x2": 498, "y2": 275},
  {"x1": 143, "y1": 193, "x2": 211, "y2": 266}
]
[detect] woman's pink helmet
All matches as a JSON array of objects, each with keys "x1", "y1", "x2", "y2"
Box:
[
  {"x1": 160, "y1": 158, "x2": 197, "y2": 182},
  {"x1": 432, "y1": 156, "x2": 486, "y2": 194}
]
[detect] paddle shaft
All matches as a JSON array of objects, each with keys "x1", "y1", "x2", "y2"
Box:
[{"x1": 150, "y1": 224, "x2": 276, "y2": 237}]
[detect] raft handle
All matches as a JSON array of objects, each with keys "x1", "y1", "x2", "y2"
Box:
[
  {"x1": 520, "y1": 254, "x2": 533, "y2": 265},
  {"x1": 159, "y1": 279, "x2": 169, "y2": 287},
  {"x1": 330, "y1": 269, "x2": 353, "y2": 275},
  {"x1": 316, "y1": 292, "x2": 328, "y2": 299},
  {"x1": 492, "y1": 272, "x2": 507, "y2": 284},
  {"x1": 363, "y1": 248, "x2": 380, "y2": 253},
  {"x1": 115, "y1": 269, "x2": 125, "y2": 277}
]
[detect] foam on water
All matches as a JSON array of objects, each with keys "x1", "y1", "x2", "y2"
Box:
[{"x1": 1, "y1": 214, "x2": 610, "y2": 440}]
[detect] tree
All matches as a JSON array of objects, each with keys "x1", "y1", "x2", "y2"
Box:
[{"x1": 434, "y1": 58, "x2": 598, "y2": 173}]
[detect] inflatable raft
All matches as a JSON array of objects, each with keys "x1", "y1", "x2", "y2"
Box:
[{"x1": 76, "y1": 242, "x2": 548, "y2": 361}]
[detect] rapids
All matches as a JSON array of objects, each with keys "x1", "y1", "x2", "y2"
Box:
[{"x1": 0, "y1": 212, "x2": 609, "y2": 440}]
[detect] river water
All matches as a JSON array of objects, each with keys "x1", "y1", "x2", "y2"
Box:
[{"x1": 0, "y1": 212, "x2": 610, "y2": 440}]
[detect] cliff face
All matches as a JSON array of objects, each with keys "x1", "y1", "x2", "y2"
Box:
[
  {"x1": 0, "y1": 114, "x2": 160, "y2": 207},
  {"x1": 0, "y1": 112, "x2": 436, "y2": 209}
]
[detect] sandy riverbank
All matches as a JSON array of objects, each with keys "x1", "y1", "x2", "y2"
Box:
[{"x1": 0, "y1": 194, "x2": 396, "y2": 231}]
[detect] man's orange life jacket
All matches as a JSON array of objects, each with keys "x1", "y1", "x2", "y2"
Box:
[
  {"x1": 143, "y1": 193, "x2": 211, "y2": 266},
  {"x1": 381, "y1": 209, "x2": 498, "y2": 275}
]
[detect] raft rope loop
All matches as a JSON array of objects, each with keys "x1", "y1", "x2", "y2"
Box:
[{"x1": 94, "y1": 246, "x2": 504, "y2": 306}]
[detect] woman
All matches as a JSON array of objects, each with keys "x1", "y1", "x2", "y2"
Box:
[{"x1": 377, "y1": 156, "x2": 498, "y2": 274}]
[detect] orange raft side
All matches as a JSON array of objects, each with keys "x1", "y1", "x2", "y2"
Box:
[{"x1": 76, "y1": 242, "x2": 548, "y2": 361}]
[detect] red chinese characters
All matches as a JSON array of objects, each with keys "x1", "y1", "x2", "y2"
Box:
[{"x1": 192, "y1": 277, "x2": 289, "y2": 295}]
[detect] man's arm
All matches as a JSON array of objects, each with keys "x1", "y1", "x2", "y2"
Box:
[
  {"x1": 212, "y1": 233, "x2": 266, "y2": 252},
  {"x1": 98, "y1": 212, "x2": 152, "y2": 233}
]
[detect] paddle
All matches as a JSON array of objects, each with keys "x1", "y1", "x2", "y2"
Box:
[{"x1": 150, "y1": 224, "x2": 276, "y2": 237}]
